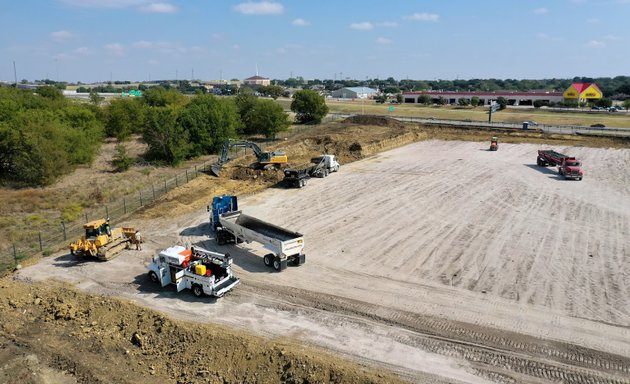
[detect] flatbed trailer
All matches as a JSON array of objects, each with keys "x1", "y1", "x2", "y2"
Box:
[{"x1": 209, "y1": 195, "x2": 305, "y2": 271}]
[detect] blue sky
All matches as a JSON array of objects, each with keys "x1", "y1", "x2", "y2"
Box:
[{"x1": 1, "y1": 0, "x2": 628, "y2": 83}]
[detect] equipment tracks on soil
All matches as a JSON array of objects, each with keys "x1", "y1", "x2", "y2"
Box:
[{"x1": 241, "y1": 282, "x2": 630, "y2": 383}]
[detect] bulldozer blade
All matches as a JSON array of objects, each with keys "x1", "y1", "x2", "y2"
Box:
[{"x1": 210, "y1": 164, "x2": 222, "y2": 177}]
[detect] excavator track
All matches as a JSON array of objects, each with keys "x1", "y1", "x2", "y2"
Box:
[{"x1": 96, "y1": 239, "x2": 131, "y2": 261}]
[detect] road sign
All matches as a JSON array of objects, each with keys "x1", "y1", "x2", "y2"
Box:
[{"x1": 388, "y1": 106, "x2": 395, "y2": 112}]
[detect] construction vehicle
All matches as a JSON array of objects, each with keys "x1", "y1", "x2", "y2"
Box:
[
  {"x1": 208, "y1": 195, "x2": 305, "y2": 271},
  {"x1": 147, "y1": 245, "x2": 240, "y2": 298},
  {"x1": 69, "y1": 218, "x2": 139, "y2": 260},
  {"x1": 537, "y1": 150, "x2": 584, "y2": 180},
  {"x1": 490, "y1": 137, "x2": 498, "y2": 151},
  {"x1": 283, "y1": 154, "x2": 340, "y2": 188},
  {"x1": 211, "y1": 139, "x2": 288, "y2": 176}
]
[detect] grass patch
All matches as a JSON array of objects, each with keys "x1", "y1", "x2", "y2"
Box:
[{"x1": 62, "y1": 203, "x2": 83, "y2": 222}]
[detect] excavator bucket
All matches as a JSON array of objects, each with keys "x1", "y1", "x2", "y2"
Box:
[{"x1": 210, "y1": 164, "x2": 222, "y2": 177}]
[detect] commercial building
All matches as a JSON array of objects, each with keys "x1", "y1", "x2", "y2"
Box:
[{"x1": 331, "y1": 87, "x2": 379, "y2": 99}]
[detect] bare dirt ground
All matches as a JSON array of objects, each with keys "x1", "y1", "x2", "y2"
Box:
[{"x1": 3, "y1": 118, "x2": 630, "y2": 383}]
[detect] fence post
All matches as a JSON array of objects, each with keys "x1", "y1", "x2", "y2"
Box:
[
  {"x1": 195, "y1": 165, "x2": 198, "y2": 177},
  {"x1": 186, "y1": 170, "x2": 189, "y2": 182},
  {"x1": 61, "y1": 221, "x2": 67, "y2": 240},
  {"x1": 175, "y1": 175, "x2": 178, "y2": 187},
  {"x1": 13, "y1": 244, "x2": 17, "y2": 264},
  {"x1": 85, "y1": 213, "x2": 88, "y2": 223},
  {"x1": 105, "y1": 205, "x2": 109, "y2": 219},
  {"x1": 38, "y1": 232, "x2": 43, "y2": 251},
  {"x1": 164, "y1": 179, "x2": 167, "y2": 194},
  {"x1": 123, "y1": 198, "x2": 127, "y2": 214},
  {"x1": 152, "y1": 184, "x2": 156, "y2": 201},
  {"x1": 139, "y1": 191, "x2": 143, "y2": 206}
]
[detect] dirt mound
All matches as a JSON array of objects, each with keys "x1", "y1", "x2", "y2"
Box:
[
  {"x1": 342, "y1": 115, "x2": 405, "y2": 129},
  {"x1": 0, "y1": 278, "x2": 404, "y2": 384},
  {"x1": 224, "y1": 165, "x2": 285, "y2": 184}
]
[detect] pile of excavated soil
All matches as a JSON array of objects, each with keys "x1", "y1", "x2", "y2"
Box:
[
  {"x1": 0, "y1": 278, "x2": 405, "y2": 384},
  {"x1": 341, "y1": 115, "x2": 405, "y2": 129}
]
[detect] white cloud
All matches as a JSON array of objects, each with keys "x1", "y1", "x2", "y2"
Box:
[
  {"x1": 232, "y1": 44, "x2": 240, "y2": 50},
  {"x1": 403, "y1": 12, "x2": 439, "y2": 22},
  {"x1": 133, "y1": 40, "x2": 153, "y2": 48},
  {"x1": 604, "y1": 35, "x2": 620, "y2": 40},
  {"x1": 292, "y1": 18, "x2": 311, "y2": 27},
  {"x1": 60, "y1": 0, "x2": 146, "y2": 8},
  {"x1": 50, "y1": 30, "x2": 73, "y2": 42},
  {"x1": 147, "y1": 59, "x2": 159, "y2": 65},
  {"x1": 211, "y1": 33, "x2": 224, "y2": 41},
  {"x1": 105, "y1": 43, "x2": 125, "y2": 56},
  {"x1": 375, "y1": 37, "x2": 392, "y2": 45},
  {"x1": 586, "y1": 40, "x2": 605, "y2": 48},
  {"x1": 233, "y1": 1, "x2": 284, "y2": 15},
  {"x1": 587, "y1": 18, "x2": 600, "y2": 24},
  {"x1": 74, "y1": 47, "x2": 90, "y2": 55},
  {"x1": 350, "y1": 22, "x2": 373, "y2": 30},
  {"x1": 377, "y1": 21, "x2": 399, "y2": 27},
  {"x1": 536, "y1": 32, "x2": 550, "y2": 40},
  {"x1": 533, "y1": 7, "x2": 548, "y2": 14},
  {"x1": 139, "y1": 3, "x2": 177, "y2": 13}
]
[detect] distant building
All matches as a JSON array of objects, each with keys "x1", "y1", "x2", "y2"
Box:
[
  {"x1": 563, "y1": 83, "x2": 603, "y2": 103},
  {"x1": 332, "y1": 87, "x2": 379, "y2": 99},
  {"x1": 243, "y1": 75, "x2": 270, "y2": 87},
  {"x1": 401, "y1": 90, "x2": 563, "y2": 106}
]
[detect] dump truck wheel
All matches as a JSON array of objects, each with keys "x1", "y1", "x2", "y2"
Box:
[
  {"x1": 263, "y1": 254, "x2": 273, "y2": 267},
  {"x1": 148, "y1": 271, "x2": 159, "y2": 284},
  {"x1": 273, "y1": 257, "x2": 282, "y2": 271},
  {"x1": 192, "y1": 284, "x2": 203, "y2": 297}
]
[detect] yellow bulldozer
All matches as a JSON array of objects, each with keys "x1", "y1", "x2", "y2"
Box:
[{"x1": 69, "y1": 218, "x2": 140, "y2": 261}]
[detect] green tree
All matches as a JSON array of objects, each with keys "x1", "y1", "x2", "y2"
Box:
[
  {"x1": 105, "y1": 98, "x2": 146, "y2": 140},
  {"x1": 395, "y1": 93, "x2": 403, "y2": 103},
  {"x1": 470, "y1": 96, "x2": 480, "y2": 107},
  {"x1": 418, "y1": 95, "x2": 432, "y2": 105},
  {"x1": 111, "y1": 143, "x2": 134, "y2": 172},
  {"x1": 260, "y1": 85, "x2": 285, "y2": 99},
  {"x1": 595, "y1": 98, "x2": 613, "y2": 108},
  {"x1": 178, "y1": 94, "x2": 240, "y2": 156},
  {"x1": 290, "y1": 89, "x2": 329, "y2": 124},
  {"x1": 374, "y1": 95, "x2": 387, "y2": 104},
  {"x1": 249, "y1": 99, "x2": 291, "y2": 138},
  {"x1": 141, "y1": 86, "x2": 186, "y2": 107},
  {"x1": 496, "y1": 97, "x2": 508, "y2": 110},
  {"x1": 235, "y1": 88, "x2": 258, "y2": 134},
  {"x1": 143, "y1": 107, "x2": 189, "y2": 165},
  {"x1": 458, "y1": 98, "x2": 470, "y2": 106},
  {"x1": 35, "y1": 86, "x2": 63, "y2": 101},
  {"x1": 623, "y1": 99, "x2": 630, "y2": 111},
  {"x1": 89, "y1": 91, "x2": 104, "y2": 107}
]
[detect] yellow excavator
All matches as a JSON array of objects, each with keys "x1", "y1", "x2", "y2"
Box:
[
  {"x1": 69, "y1": 218, "x2": 139, "y2": 261},
  {"x1": 211, "y1": 139, "x2": 288, "y2": 176}
]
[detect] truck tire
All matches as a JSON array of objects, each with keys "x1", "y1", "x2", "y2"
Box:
[
  {"x1": 273, "y1": 256, "x2": 282, "y2": 271},
  {"x1": 192, "y1": 284, "x2": 204, "y2": 298},
  {"x1": 334, "y1": 165, "x2": 339, "y2": 172},
  {"x1": 216, "y1": 231, "x2": 226, "y2": 245},
  {"x1": 148, "y1": 271, "x2": 159, "y2": 284},
  {"x1": 298, "y1": 179, "x2": 305, "y2": 188},
  {"x1": 537, "y1": 157, "x2": 543, "y2": 166},
  {"x1": 263, "y1": 253, "x2": 274, "y2": 267}
]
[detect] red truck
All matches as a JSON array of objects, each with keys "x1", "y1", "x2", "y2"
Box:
[{"x1": 537, "y1": 150, "x2": 584, "y2": 180}]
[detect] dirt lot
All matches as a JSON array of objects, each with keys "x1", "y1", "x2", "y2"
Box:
[{"x1": 3, "y1": 119, "x2": 630, "y2": 383}]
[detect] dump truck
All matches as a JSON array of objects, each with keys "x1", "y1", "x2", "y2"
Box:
[
  {"x1": 211, "y1": 139, "x2": 288, "y2": 176},
  {"x1": 283, "y1": 154, "x2": 340, "y2": 188},
  {"x1": 208, "y1": 195, "x2": 305, "y2": 271},
  {"x1": 147, "y1": 245, "x2": 240, "y2": 298},
  {"x1": 490, "y1": 137, "x2": 498, "y2": 151},
  {"x1": 69, "y1": 218, "x2": 139, "y2": 260},
  {"x1": 537, "y1": 150, "x2": 584, "y2": 180}
]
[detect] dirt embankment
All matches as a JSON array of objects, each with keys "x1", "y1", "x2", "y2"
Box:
[{"x1": 0, "y1": 278, "x2": 405, "y2": 384}]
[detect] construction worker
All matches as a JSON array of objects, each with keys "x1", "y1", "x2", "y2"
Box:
[{"x1": 135, "y1": 230, "x2": 142, "y2": 250}]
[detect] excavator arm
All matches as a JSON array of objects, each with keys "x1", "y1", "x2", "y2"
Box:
[{"x1": 211, "y1": 139, "x2": 266, "y2": 176}]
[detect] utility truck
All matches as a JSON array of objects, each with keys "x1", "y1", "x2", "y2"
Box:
[
  {"x1": 147, "y1": 245, "x2": 240, "y2": 298},
  {"x1": 283, "y1": 154, "x2": 340, "y2": 188},
  {"x1": 208, "y1": 195, "x2": 305, "y2": 271},
  {"x1": 536, "y1": 150, "x2": 584, "y2": 180}
]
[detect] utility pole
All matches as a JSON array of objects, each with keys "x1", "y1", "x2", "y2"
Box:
[{"x1": 13, "y1": 61, "x2": 17, "y2": 86}]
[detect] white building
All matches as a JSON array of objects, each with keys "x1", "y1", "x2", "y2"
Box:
[{"x1": 332, "y1": 87, "x2": 378, "y2": 99}]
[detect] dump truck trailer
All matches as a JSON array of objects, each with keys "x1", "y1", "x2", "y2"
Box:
[
  {"x1": 208, "y1": 195, "x2": 305, "y2": 271},
  {"x1": 537, "y1": 150, "x2": 584, "y2": 180}
]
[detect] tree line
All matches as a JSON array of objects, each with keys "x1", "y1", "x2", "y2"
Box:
[{"x1": 0, "y1": 85, "x2": 327, "y2": 187}]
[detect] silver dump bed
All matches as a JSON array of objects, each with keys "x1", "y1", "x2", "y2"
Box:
[{"x1": 219, "y1": 211, "x2": 304, "y2": 257}]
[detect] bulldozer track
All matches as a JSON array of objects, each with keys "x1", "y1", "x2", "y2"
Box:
[{"x1": 240, "y1": 282, "x2": 630, "y2": 383}]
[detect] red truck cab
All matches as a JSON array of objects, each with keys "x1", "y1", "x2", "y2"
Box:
[{"x1": 537, "y1": 150, "x2": 584, "y2": 180}]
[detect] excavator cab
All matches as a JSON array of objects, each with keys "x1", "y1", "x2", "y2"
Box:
[{"x1": 211, "y1": 139, "x2": 288, "y2": 176}]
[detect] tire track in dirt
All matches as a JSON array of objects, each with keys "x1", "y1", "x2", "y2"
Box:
[{"x1": 241, "y1": 281, "x2": 630, "y2": 383}]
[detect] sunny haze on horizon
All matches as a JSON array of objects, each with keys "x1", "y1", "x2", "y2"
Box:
[{"x1": 1, "y1": 0, "x2": 628, "y2": 83}]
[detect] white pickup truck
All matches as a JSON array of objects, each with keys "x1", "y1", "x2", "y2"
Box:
[
  {"x1": 209, "y1": 195, "x2": 306, "y2": 271},
  {"x1": 147, "y1": 245, "x2": 240, "y2": 298}
]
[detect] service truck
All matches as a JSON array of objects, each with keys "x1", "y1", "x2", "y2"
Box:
[
  {"x1": 536, "y1": 150, "x2": 584, "y2": 180},
  {"x1": 147, "y1": 245, "x2": 240, "y2": 298},
  {"x1": 208, "y1": 195, "x2": 305, "y2": 271},
  {"x1": 283, "y1": 154, "x2": 340, "y2": 188}
]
